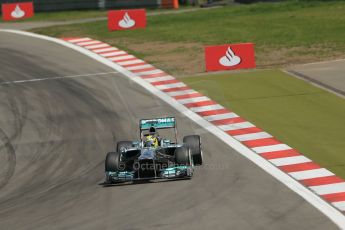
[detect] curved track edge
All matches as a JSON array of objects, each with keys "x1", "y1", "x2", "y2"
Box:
[{"x1": 1, "y1": 29, "x2": 344, "y2": 229}]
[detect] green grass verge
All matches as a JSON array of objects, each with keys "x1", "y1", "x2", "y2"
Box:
[
  {"x1": 181, "y1": 70, "x2": 345, "y2": 178},
  {"x1": 31, "y1": 1, "x2": 345, "y2": 74}
]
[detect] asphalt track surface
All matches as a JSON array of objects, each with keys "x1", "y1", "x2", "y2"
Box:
[
  {"x1": 0, "y1": 32, "x2": 339, "y2": 230},
  {"x1": 288, "y1": 60, "x2": 345, "y2": 98}
]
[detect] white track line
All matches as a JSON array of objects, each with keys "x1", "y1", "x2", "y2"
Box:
[
  {"x1": 67, "y1": 38, "x2": 91, "y2": 43},
  {"x1": 126, "y1": 64, "x2": 153, "y2": 71},
  {"x1": 93, "y1": 47, "x2": 118, "y2": 53},
  {"x1": 155, "y1": 82, "x2": 186, "y2": 90},
  {"x1": 218, "y1": 122, "x2": 255, "y2": 131},
  {"x1": 233, "y1": 132, "x2": 273, "y2": 142},
  {"x1": 109, "y1": 55, "x2": 135, "y2": 61},
  {"x1": 100, "y1": 51, "x2": 125, "y2": 57},
  {"x1": 4, "y1": 31, "x2": 343, "y2": 228},
  {"x1": 84, "y1": 43, "x2": 109, "y2": 49},
  {"x1": 137, "y1": 69, "x2": 164, "y2": 75},
  {"x1": 269, "y1": 156, "x2": 312, "y2": 167},
  {"x1": 0, "y1": 71, "x2": 119, "y2": 85},
  {"x1": 203, "y1": 113, "x2": 239, "y2": 122},
  {"x1": 117, "y1": 59, "x2": 144, "y2": 65},
  {"x1": 177, "y1": 96, "x2": 211, "y2": 104},
  {"x1": 145, "y1": 75, "x2": 174, "y2": 83},
  {"x1": 76, "y1": 40, "x2": 100, "y2": 46},
  {"x1": 166, "y1": 89, "x2": 197, "y2": 97},
  {"x1": 189, "y1": 104, "x2": 224, "y2": 113},
  {"x1": 289, "y1": 168, "x2": 335, "y2": 180},
  {"x1": 252, "y1": 144, "x2": 292, "y2": 154},
  {"x1": 310, "y1": 182, "x2": 345, "y2": 196}
]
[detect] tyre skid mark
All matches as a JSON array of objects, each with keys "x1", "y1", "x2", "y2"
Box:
[{"x1": 0, "y1": 128, "x2": 16, "y2": 190}]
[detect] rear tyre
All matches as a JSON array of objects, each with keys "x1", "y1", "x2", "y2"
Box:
[
  {"x1": 183, "y1": 135, "x2": 202, "y2": 165},
  {"x1": 105, "y1": 152, "x2": 121, "y2": 172},
  {"x1": 116, "y1": 141, "x2": 132, "y2": 153},
  {"x1": 175, "y1": 147, "x2": 191, "y2": 166}
]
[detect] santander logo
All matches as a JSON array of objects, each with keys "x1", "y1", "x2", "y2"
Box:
[
  {"x1": 118, "y1": 12, "x2": 135, "y2": 29},
  {"x1": 219, "y1": 47, "x2": 241, "y2": 67},
  {"x1": 11, "y1": 4, "x2": 25, "y2": 19}
]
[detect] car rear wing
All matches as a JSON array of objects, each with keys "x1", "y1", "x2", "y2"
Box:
[
  {"x1": 139, "y1": 117, "x2": 177, "y2": 143},
  {"x1": 140, "y1": 117, "x2": 176, "y2": 130}
]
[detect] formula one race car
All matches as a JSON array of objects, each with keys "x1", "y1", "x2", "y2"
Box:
[{"x1": 104, "y1": 117, "x2": 203, "y2": 184}]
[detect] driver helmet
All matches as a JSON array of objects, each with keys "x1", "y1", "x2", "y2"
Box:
[{"x1": 149, "y1": 126, "x2": 156, "y2": 135}]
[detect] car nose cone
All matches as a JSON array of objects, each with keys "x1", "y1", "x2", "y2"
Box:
[{"x1": 138, "y1": 148, "x2": 155, "y2": 160}]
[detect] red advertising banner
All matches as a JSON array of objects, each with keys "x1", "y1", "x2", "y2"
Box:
[
  {"x1": 1, "y1": 2, "x2": 34, "y2": 21},
  {"x1": 108, "y1": 9, "x2": 146, "y2": 31},
  {"x1": 205, "y1": 43, "x2": 255, "y2": 72}
]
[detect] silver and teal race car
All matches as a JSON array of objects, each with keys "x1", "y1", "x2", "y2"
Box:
[{"x1": 104, "y1": 117, "x2": 203, "y2": 184}]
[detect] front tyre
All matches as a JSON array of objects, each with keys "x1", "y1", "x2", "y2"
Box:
[
  {"x1": 183, "y1": 135, "x2": 203, "y2": 165},
  {"x1": 105, "y1": 152, "x2": 121, "y2": 172},
  {"x1": 175, "y1": 147, "x2": 192, "y2": 166}
]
